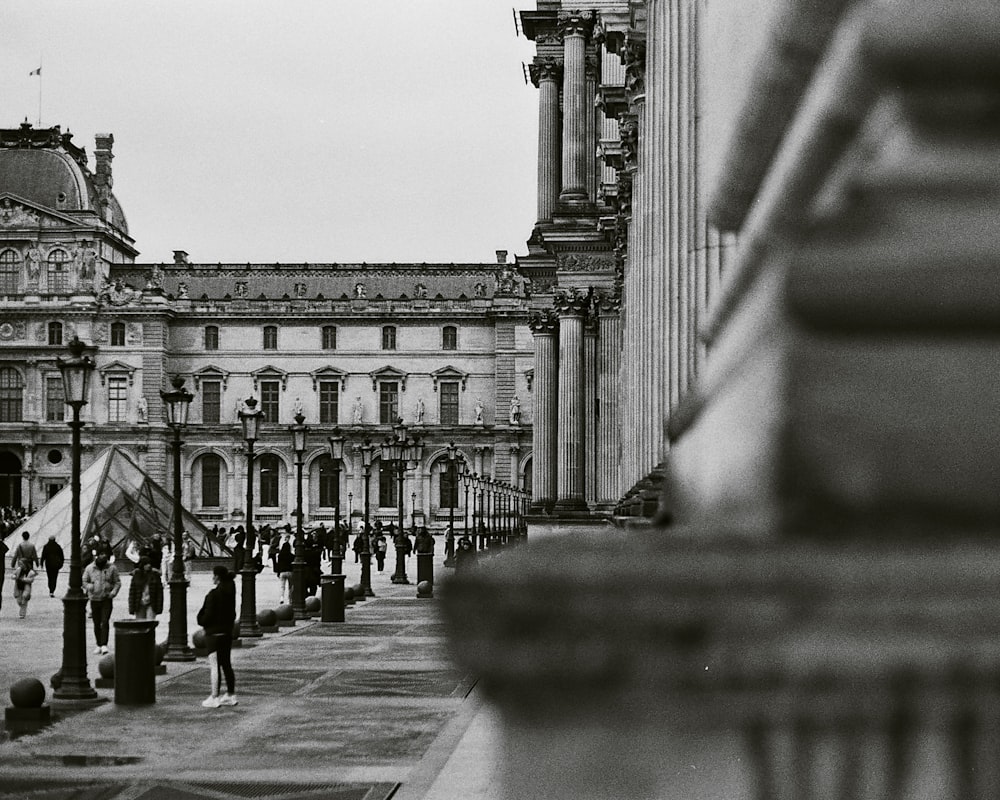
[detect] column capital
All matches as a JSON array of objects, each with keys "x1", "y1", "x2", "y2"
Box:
[
  {"x1": 554, "y1": 290, "x2": 591, "y2": 318},
  {"x1": 529, "y1": 310, "x2": 559, "y2": 336},
  {"x1": 529, "y1": 57, "x2": 563, "y2": 88},
  {"x1": 558, "y1": 10, "x2": 596, "y2": 41},
  {"x1": 619, "y1": 113, "x2": 639, "y2": 172},
  {"x1": 595, "y1": 290, "x2": 622, "y2": 316},
  {"x1": 623, "y1": 37, "x2": 647, "y2": 106}
]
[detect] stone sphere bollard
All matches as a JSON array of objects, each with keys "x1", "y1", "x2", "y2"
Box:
[
  {"x1": 304, "y1": 596, "x2": 321, "y2": 614},
  {"x1": 344, "y1": 586, "x2": 355, "y2": 604},
  {"x1": 257, "y1": 609, "x2": 277, "y2": 627},
  {"x1": 98, "y1": 654, "x2": 115, "y2": 679},
  {"x1": 275, "y1": 604, "x2": 294, "y2": 622},
  {"x1": 9, "y1": 678, "x2": 45, "y2": 709},
  {"x1": 416, "y1": 580, "x2": 433, "y2": 598},
  {"x1": 49, "y1": 670, "x2": 62, "y2": 690},
  {"x1": 351, "y1": 583, "x2": 365, "y2": 600},
  {"x1": 192, "y1": 628, "x2": 207, "y2": 649}
]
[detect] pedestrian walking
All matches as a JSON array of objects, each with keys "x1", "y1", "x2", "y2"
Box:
[
  {"x1": 275, "y1": 540, "x2": 293, "y2": 604},
  {"x1": 0, "y1": 536, "x2": 8, "y2": 611},
  {"x1": 231, "y1": 532, "x2": 246, "y2": 574},
  {"x1": 82, "y1": 553, "x2": 121, "y2": 654},
  {"x1": 128, "y1": 556, "x2": 163, "y2": 620},
  {"x1": 12, "y1": 559, "x2": 37, "y2": 618},
  {"x1": 374, "y1": 533, "x2": 387, "y2": 572},
  {"x1": 11, "y1": 531, "x2": 37, "y2": 569},
  {"x1": 353, "y1": 530, "x2": 364, "y2": 563},
  {"x1": 40, "y1": 534, "x2": 65, "y2": 597},
  {"x1": 196, "y1": 565, "x2": 238, "y2": 708},
  {"x1": 454, "y1": 535, "x2": 476, "y2": 574}
]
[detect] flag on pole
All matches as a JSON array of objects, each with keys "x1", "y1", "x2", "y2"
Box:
[{"x1": 29, "y1": 67, "x2": 41, "y2": 76}]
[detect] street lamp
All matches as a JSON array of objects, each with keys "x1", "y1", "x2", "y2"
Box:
[
  {"x1": 328, "y1": 427, "x2": 345, "y2": 575},
  {"x1": 161, "y1": 375, "x2": 195, "y2": 661},
  {"x1": 444, "y1": 442, "x2": 458, "y2": 566},
  {"x1": 53, "y1": 337, "x2": 99, "y2": 702},
  {"x1": 289, "y1": 411, "x2": 308, "y2": 620},
  {"x1": 358, "y1": 439, "x2": 375, "y2": 596},
  {"x1": 410, "y1": 491, "x2": 417, "y2": 532},
  {"x1": 382, "y1": 421, "x2": 423, "y2": 584},
  {"x1": 461, "y1": 467, "x2": 473, "y2": 545},
  {"x1": 238, "y1": 397, "x2": 264, "y2": 638}
]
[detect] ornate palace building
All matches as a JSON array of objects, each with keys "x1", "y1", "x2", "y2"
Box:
[{"x1": 0, "y1": 122, "x2": 533, "y2": 530}]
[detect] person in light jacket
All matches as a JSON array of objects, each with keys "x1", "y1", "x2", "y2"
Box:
[
  {"x1": 12, "y1": 559, "x2": 37, "y2": 618},
  {"x1": 82, "y1": 553, "x2": 121, "y2": 655}
]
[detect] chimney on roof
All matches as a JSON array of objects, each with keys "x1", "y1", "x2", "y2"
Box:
[
  {"x1": 173, "y1": 250, "x2": 190, "y2": 265},
  {"x1": 93, "y1": 133, "x2": 114, "y2": 191},
  {"x1": 496, "y1": 250, "x2": 508, "y2": 264}
]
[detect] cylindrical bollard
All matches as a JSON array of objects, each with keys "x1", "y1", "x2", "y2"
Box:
[
  {"x1": 330, "y1": 555, "x2": 343, "y2": 575},
  {"x1": 321, "y1": 574, "x2": 345, "y2": 623},
  {"x1": 416, "y1": 552, "x2": 434, "y2": 585},
  {"x1": 113, "y1": 619, "x2": 158, "y2": 705}
]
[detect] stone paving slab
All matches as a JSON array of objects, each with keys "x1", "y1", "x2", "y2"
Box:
[{"x1": 0, "y1": 779, "x2": 399, "y2": 800}]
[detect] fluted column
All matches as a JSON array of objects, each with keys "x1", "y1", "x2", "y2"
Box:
[
  {"x1": 597, "y1": 295, "x2": 623, "y2": 508},
  {"x1": 559, "y1": 11, "x2": 594, "y2": 203},
  {"x1": 554, "y1": 293, "x2": 589, "y2": 514},
  {"x1": 529, "y1": 312, "x2": 559, "y2": 513},
  {"x1": 531, "y1": 58, "x2": 563, "y2": 222},
  {"x1": 584, "y1": 314, "x2": 598, "y2": 505}
]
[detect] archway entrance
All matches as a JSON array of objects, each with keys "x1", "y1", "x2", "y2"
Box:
[{"x1": 0, "y1": 450, "x2": 23, "y2": 508}]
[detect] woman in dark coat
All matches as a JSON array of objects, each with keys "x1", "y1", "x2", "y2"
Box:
[
  {"x1": 128, "y1": 556, "x2": 164, "y2": 619},
  {"x1": 196, "y1": 565, "x2": 238, "y2": 708}
]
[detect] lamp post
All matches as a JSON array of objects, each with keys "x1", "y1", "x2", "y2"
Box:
[
  {"x1": 410, "y1": 491, "x2": 417, "y2": 532},
  {"x1": 359, "y1": 439, "x2": 375, "y2": 596},
  {"x1": 53, "y1": 337, "x2": 99, "y2": 702},
  {"x1": 238, "y1": 398, "x2": 264, "y2": 638},
  {"x1": 328, "y1": 427, "x2": 345, "y2": 575},
  {"x1": 383, "y1": 420, "x2": 424, "y2": 584},
  {"x1": 461, "y1": 467, "x2": 473, "y2": 544},
  {"x1": 161, "y1": 375, "x2": 195, "y2": 661},
  {"x1": 444, "y1": 442, "x2": 458, "y2": 566},
  {"x1": 289, "y1": 411, "x2": 308, "y2": 620},
  {"x1": 477, "y1": 476, "x2": 487, "y2": 550}
]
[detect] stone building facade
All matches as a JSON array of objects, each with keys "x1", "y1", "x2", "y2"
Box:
[{"x1": 0, "y1": 124, "x2": 533, "y2": 531}]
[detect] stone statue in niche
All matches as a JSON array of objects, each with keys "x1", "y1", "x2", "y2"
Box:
[
  {"x1": 414, "y1": 283, "x2": 428, "y2": 299},
  {"x1": 136, "y1": 396, "x2": 148, "y2": 424},
  {"x1": 354, "y1": 282, "x2": 366, "y2": 299},
  {"x1": 177, "y1": 283, "x2": 189, "y2": 299},
  {"x1": 353, "y1": 396, "x2": 364, "y2": 424},
  {"x1": 474, "y1": 282, "x2": 487, "y2": 298},
  {"x1": 25, "y1": 245, "x2": 41, "y2": 283},
  {"x1": 474, "y1": 400, "x2": 485, "y2": 425},
  {"x1": 234, "y1": 281, "x2": 248, "y2": 298},
  {"x1": 147, "y1": 265, "x2": 164, "y2": 290},
  {"x1": 509, "y1": 396, "x2": 521, "y2": 426},
  {"x1": 292, "y1": 396, "x2": 304, "y2": 417},
  {"x1": 414, "y1": 397, "x2": 425, "y2": 425}
]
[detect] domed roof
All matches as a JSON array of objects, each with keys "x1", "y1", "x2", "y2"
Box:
[{"x1": 0, "y1": 123, "x2": 129, "y2": 235}]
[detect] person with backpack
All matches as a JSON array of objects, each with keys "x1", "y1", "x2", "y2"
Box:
[{"x1": 196, "y1": 565, "x2": 238, "y2": 708}]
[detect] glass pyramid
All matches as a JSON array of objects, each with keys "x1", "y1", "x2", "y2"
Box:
[{"x1": 4, "y1": 446, "x2": 230, "y2": 562}]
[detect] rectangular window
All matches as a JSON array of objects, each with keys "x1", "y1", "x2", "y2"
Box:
[
  {"x1": 107, "y1": 377, "x2": 128, "y2": 423},
  {"x1": 260, "y1": 380, "x2": 280, "y2": 424},
  {"x1": 439, "y1": 464, "x2": 458, "y2": 508},
  {"x1": 319, "y1": 381, "x2": 339, "y2": 425},
  {"x1": 263, "y1": 326, "x2": 277, "y2": 350},
  {"x1": 322, "y1": 326, "x2": 337, "y2": 350},
  {"x1": 379, "y1": 381, "x2": 398, "y2": 424},
  {"x1": 47, "y1": 263, "x2": 68, "y2": 293},
  {"x1": 382, "y1": 326, "x2": 396, "y2": 350},
  {"x1": 439, "y1": 381, "x2": 459, "y2": 425},
  {"x1": 45, "y1": 376, "x2": 64, "y2": 422},
  {"x1": 204, "y1": 326, "x2": 219, "y2": 350},
  {"x1": 202, "y1": 380, "x2": 221, "y2": 425},
  {"x1": 202, "y1": 457, "x2": 221, "y2": 507},
  {"x1": 379, "y1": 464, "x2": 398, "y2": 508},
  {"x1": 111, "y1": 323, "x2": 126, "y2": 347}
]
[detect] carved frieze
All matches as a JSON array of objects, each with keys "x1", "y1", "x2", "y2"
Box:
[
  {"x1": 619, "y1": 113, "x2": 639, "y2": 172},
  {"x1": 556, "y1": 253, "x2": 614, "y2": 272},
  {"x1": 98, "y1": 279, "x2": 142, "y2": 306},
  {"x1": 623, "y1": 39, "x2": 647, "y2": 105},
  {"x1": 0, "y1": 199, "x2": 40, "y2": 227}
]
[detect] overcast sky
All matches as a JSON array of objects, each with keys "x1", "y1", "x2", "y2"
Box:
[{"x1": 0, "y1": 2, "x2": 539, "y2": 265}]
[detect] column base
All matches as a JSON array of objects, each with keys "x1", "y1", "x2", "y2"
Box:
[
  {"x1": 552, "y1": 497, "x2": 590, "y2": 517},
  {"x1": 162, "y1": 649, "x2": 196, "y2": 663}
]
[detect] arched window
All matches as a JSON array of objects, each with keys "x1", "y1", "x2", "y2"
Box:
[
  {"x1": 317, "y1": 455, "x2": 341, "y2": 508},
  {"x1": 321, "y1": 325, "x2": 337, "y2": 350},
  {"x1": 0, "y1": 367, "x2": 24, "y2": 423},
  {"x1": 442, "y1": 325, "x2": 457, "y2": 351},
  {"x1": 263, "y1": 326, "x2": 277, "y2": 350},
  {"x1": 201, "y1": 454, "x2": 222, "y2": 508},
  {"x1": 204, "y1": 325, "x2": 219, "y2": 350},
  {"x1": 47, "y1": 321, "x2": 63, "y2": 346},
  {"x1": 259, "y1": 453, "x2": 280, "y2": 507},
  {"x1": 381, "y1": 325, "x2": 396, "y2": 350},
  {"x1": 47, "y1": 249, "x2": 70, "y2": 293},
  {"x1": 110, "y1": 321, "x2": 126, "y2": 347},
  {"x1": 0, "y1": 249, "x2": 20, "y2": 294}
]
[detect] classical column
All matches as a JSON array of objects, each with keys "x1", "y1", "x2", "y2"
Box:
[
  {"x1": 530, "y1": 58, "x2": 563, "y2": 222},
  {"x1": 528, "y1": 312, "x2": 558, "y2": 514},
  {"x1": 554, "y1": 293, "x2": 589, "y2": 514},
  {"x1": 558, "y1": 11, "x2": 594, "y2": 204},
  {"x1": 597, "y1": 294, "x2": 623, "y2": 509},
  {"x1": 584, "y1": 313, "x2": 598, "y2": 505}
]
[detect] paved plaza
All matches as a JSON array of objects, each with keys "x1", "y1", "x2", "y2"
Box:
[{"x1": 0, "y1": 552, "x2": 504, "y2": 800}]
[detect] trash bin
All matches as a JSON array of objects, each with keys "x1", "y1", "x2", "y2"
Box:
[
  {"x1": 321, "y1": 574, "x2": 345, "y2": 623},
  {"x1": 114, "y1": 619, "x2": 158, "y2": 705},
  {"x1": 416, "y1": 552, "x2": 434, "y2": 585}
]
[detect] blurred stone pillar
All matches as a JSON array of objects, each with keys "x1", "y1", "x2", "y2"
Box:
[{"x1": 528, "y1": 312, "x2": 558, "y2": 514}]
